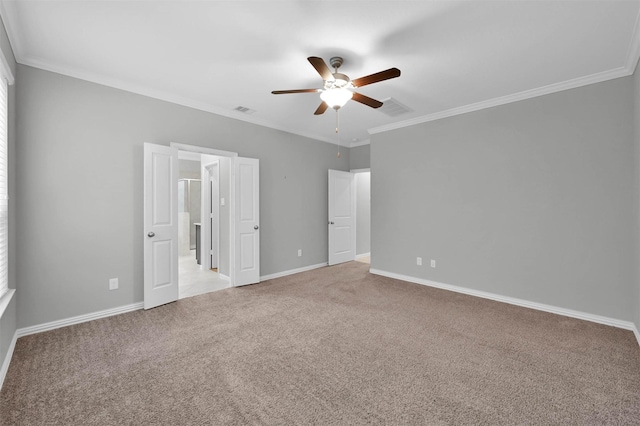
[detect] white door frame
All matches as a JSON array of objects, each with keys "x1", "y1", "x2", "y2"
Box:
[
  {"x1": 171, "y1": 143, "x2": 238, "y2": 285},
  {"x1": 201, "y1": 160, "x2": 220, "y2": 271}
]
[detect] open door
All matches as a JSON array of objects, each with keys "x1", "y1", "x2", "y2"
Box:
[
  {"x1": 143, "y1": 143, "x2": 179, "y2": 309},
  {"x1": 209, "y1": 162, "x2": 220, "y2": 269},
  {"x1": 234, "y1": 157, "x2": 260, "y2": 286},
  {"x1": 328, "y1": 169, "x2": 356, "y2": 265}
]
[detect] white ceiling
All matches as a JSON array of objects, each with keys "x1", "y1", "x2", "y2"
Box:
[{"x1": 2, "y1": 1, "x2": 640, "y2": 147}]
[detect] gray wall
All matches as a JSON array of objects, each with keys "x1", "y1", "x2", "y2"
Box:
[
  {"x1": 372, "y1": 76, "x2": 635, "y2": 321},
  {"x1": 16, "y1": 64, "x2": 350, "y2": 328},
  {"x1": 355, "y1": 172, "x2": 370, "y2": 256},
  {"x1": 350, "y1": 144, "x2": 370, "y2": 170},
  {"x1": 0, "y1": 15, "x2": 16, "y2": 374}
]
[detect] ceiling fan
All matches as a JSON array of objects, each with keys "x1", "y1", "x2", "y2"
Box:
[{"x1": 272, "y1": 56, "x2": 401, "y2": 115}]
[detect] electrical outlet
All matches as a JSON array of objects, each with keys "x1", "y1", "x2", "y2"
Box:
[
  {"x1": 298, "y1": 249, "x2": 302, "y2": 257},
  {"x1": 416, "y1": 257, "x2": 422, "y2": 266},
  {"x1": 109, "y1": 278, "x2": 119, "y2": 290},
  {"x1": 431, "y1": 260, "x2": 436, "y2": 268}
]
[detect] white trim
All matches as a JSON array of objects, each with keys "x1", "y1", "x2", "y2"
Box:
[
  {"x1": 0, "y1": 329, "x2": 17, "y2": 391},
  {"x1": 369, "y1": 67, "x2": 630, "y2": 135},
  {"x1": 171, "y1": 143, "x2": 238, "y2": 158},
  {"x1": 2, "y1": 301, "x2": 143, "y2": 391},
  {"x1": 201, "y1": 160, "x2": 220, "y2": 272},
  {"x1": 356, "y1": 252, "x2": 371, "y2": 260},
  {"x1": 0, "y1": 288, "x2": 14, "y2": 318},
  {"x1": 16, "y1": 302, "x2": 143, "y2": 338},
  {"x1": 0, "y1": 1, "x2": 21, "y2": 61},
  {"x1": 369, "y1": 269, "x2": 638, "y2": 334},
  {"x1": 219, "y1": 273, "x2": 230, "y2": 281},
  {"x1": 15, "y1": 55, "x2": 349, "y2": 147},
  {"x1": 13, "y1": 48, "x2": 636, "y2": 147},
  {"x1": 260, "y1": 262, "x2": 328, "y2": 282},
  {"x1": 171, "y1": 142, "x2": 236, "y2": 286},
  {"x1": 349, "y1": 139, "x2": 371, "y2": 148},
  {"x1": 177, "y1": 150, "x2": 203, "y2": 161},
  {"x1": 633, "y1": 323, "x2": 640, "y2": 348},
  {"x1": 3, "y1": 0, "x2": 640, "y2": 146},
  {"x1": 350, "y1": 168, "x2": 370, "y2": 174}
]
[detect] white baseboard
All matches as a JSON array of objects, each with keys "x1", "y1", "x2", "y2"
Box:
[
  {"x1": 219, "y1": 273, "x2": 230, "y2": 281},
  {"x1": 369, "y1": 269, "x2": 638, "y2": 338},
  {"x1": 356, "y1": 252, "x2": 371, "y2": 260},
  {"x1": 16, "y1": 302, "x2": 144, "y2": 338},
  {"x1": 260, "y1": 262, "x2": 328, "y2": 282},
  {"x1": 1, "y1": 302, "x2": 143, "y2": 391},
  {"x1": 633, "y1": 323, "x2": 640, "y2": 348},
  {"x1": 0, "y1": 330, "x2": 17, "y2": 391}
]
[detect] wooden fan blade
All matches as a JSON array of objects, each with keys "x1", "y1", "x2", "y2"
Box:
[
  {"x1": 314, "y1": 102, "x2": 329, "y2": 115},
  {"x1": 352, "y1": 92, "x2": 383, "y2": 109},
  {"x1": 272, "y1": 89, "x2": 319, "y2": 94},
  {"x1": 308, "y1": 57, "x2": 334, "y2": 81},
  {"x1": 352, "y1": 68, "x2": 401, "y2": 88}
]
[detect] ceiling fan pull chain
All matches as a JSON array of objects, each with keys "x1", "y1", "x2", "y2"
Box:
[{"x1": 336, "y1": 109, "x2": 339, "y2": 133}]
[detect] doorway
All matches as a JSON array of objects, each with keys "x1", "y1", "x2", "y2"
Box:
[
  {"x1": 327, "y1": 168, "x2": 371, "y2": 267},
  {"x1": 177, "y1": 152, "x2": 230, "y2": 299},
  {"x1": 353, "y1": 170, "x2": 371, "y2": 264},
  {"x1": 143, "y1": 142, "x2": 261, "y2": 309}
]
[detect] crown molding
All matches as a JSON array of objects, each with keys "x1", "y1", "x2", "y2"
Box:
[
  {"x1": 0, "y1": 1, "x2": 21, "y2": 62},
  {"x1": 16, "y1": 54, "x2": 352, "y2": 148},
  {"x1": 349, "y1": 139, "x2": 371, "y2": 148},
  {"x1": 1, "y1": 0, "x2": 347, "y2": 146},
  {"x1": 5, "y1": 0, "x2": 640, "y2": 147},
  {"x1": 369, "y1": 6, "x2": 640, "y2": 136},
  {"x1": 369, "y1": 66, "x2": 630, "y2": 135}
]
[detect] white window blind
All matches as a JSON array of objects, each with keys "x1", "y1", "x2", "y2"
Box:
[{"x1": 0, "y1": 76, "x2": 7, "y2": 299}]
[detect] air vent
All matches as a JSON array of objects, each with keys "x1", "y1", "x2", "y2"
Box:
[
  {"x1": 378, "y1": 98, "x2": 413, "y2": 117},
  {"x1": 234, "y1": 106, "x2": 256, "y2": 114}
]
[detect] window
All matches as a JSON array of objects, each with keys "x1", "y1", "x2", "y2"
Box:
[{"x1": 0, "y1": 72, "x2": 7, "y2": 298}]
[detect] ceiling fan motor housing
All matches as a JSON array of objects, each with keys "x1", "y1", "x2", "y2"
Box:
[{"x1": 329, "y1": 56, "x2": 344, "y2": 70}]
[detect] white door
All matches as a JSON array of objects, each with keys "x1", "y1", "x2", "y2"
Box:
[
  {"x1": 143, "y1": 143, "x2": 179, "y2": 309},
  {"x1": 234, "y1": 157, "x2": 260, "y2": 286},
  {"x1": 328, "y1": 169, "x2": 356, "y2": 265},
  {"x1": 210, "y1": 163, "x2": 220, "y2": 269}
]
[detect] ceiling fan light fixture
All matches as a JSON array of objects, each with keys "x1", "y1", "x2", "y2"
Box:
[
  {"x1": 328, "y1": 73, "x2": 350, "y2": 88},
  {"x1": 320, "y1": 88, "x2": 353, "y2": 109},
  {"x1": 271, "y1": 56, "x2": 400, "y2": 115}
]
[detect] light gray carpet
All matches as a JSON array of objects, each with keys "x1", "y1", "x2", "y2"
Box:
[{"x1": 2, "y1": 262, "x2": 639, "y2": 425}]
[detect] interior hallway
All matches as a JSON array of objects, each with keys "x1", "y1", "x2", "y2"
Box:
[{"x1": 179, "y1": 251, "x2": 230, "y2": 299}]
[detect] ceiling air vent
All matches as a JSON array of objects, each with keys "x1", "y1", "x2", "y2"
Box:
[
  {"x1": 378, "y1": 98, "x2": 413, "y2": 117},
  {"x1": 234, "y1": 106, "x2": 256, "y2": 114}
]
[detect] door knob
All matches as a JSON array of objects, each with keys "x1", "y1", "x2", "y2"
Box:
[
  {"x1": 254, "y1": 225, "x2": 259, "y2": 230},
  {"x1": 147, "y1": 232, "x2": 155, "y2": 238}
]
